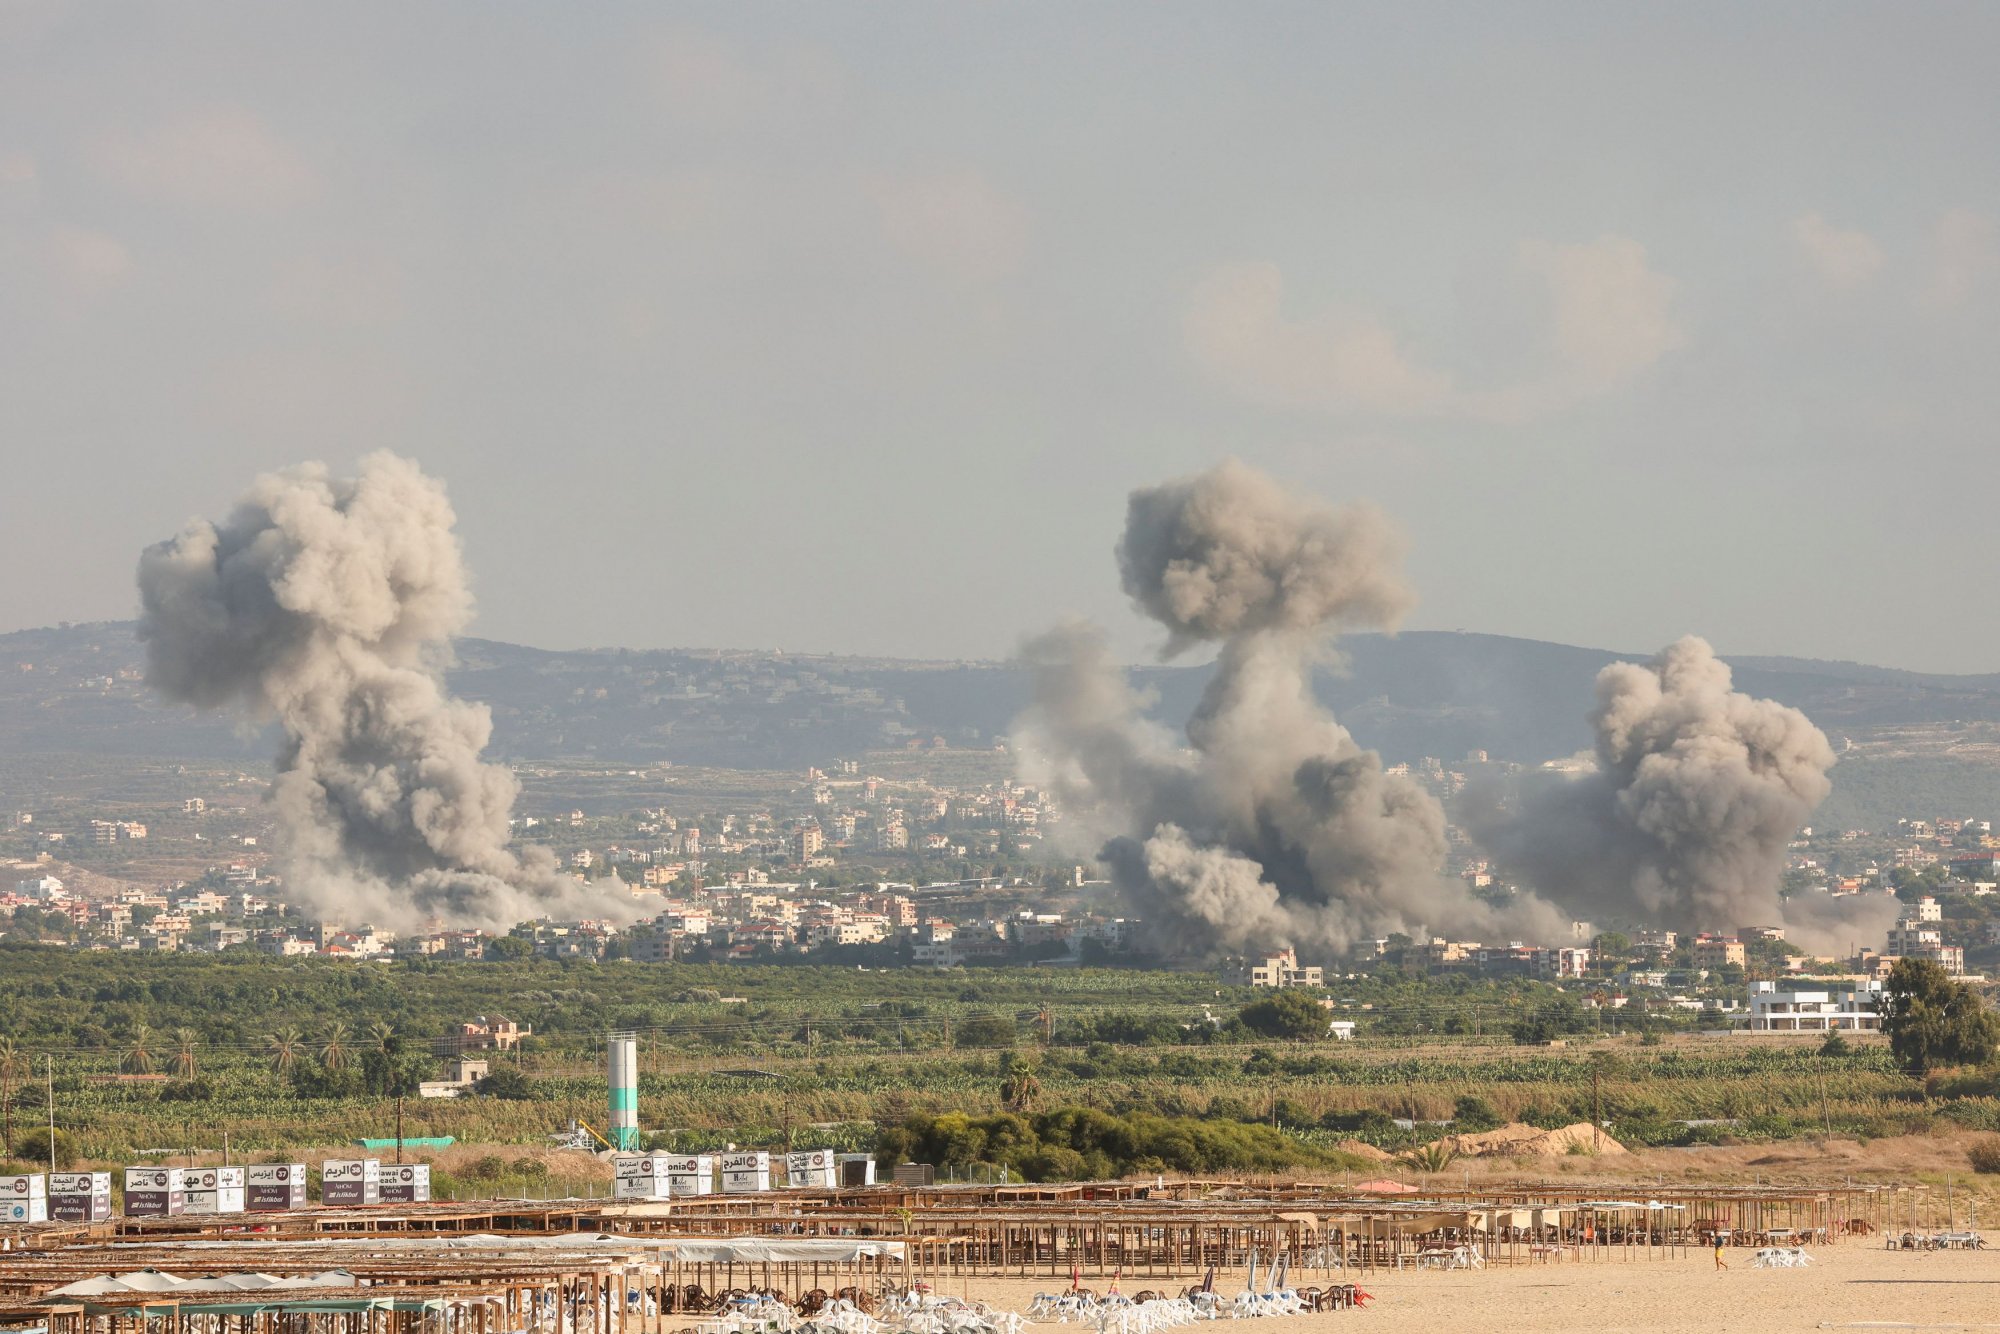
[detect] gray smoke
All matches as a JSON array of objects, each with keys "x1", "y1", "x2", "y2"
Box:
[
  {"x1": 1471, "y1": 635, "x2": 1894, "y2": 953},
  {"x1": 1016, "y1": 459, "x2": 1566, "y2": 958},
  {"x1": 137, "y1": 453, "x2": 656, "y2": 932}
]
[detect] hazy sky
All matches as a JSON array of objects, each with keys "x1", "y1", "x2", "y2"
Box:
[{"x1": 3, "y1": 4, "x2": 1997, "y2": 671}]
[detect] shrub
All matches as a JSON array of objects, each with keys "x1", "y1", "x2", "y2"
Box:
[
  {"x1": 1930, "y1": 1070, "x2": 2000, "y2": 1100},
  {"x1": 1511, "y1": 998, "x2": 1590, "y2": 1045},
  {"x1": 1320, "y1": 1107, "x2": 1398, "y2": 1136},
  {"x1": 1451, "y1": 1095, "x2": 1502, "y2": 1131},
  {"x1": 1238, "y1": 991, "x2": 1332, "y2": 1042},
  {"x1": 12, "y1": 1127, "x2": 78, "y2": 1168},
  {"x1": 1271, "y1": 1098, "x2": 1315, "y2": 1127},
  {"x1": 1935, "y1": 1100, "x2": 2000, "y2": 1132},
  {"x1": 1968, "y1": 1136, "x2": 2000, "y2": 1175},
  {"x1": 875, "y1": 1104, "x2": 1324, "y2": 1181},
  {"x1": 954, "y1": 1013, "x2": 1017, "y2": 1049},
  {"x1": 472, "y1": 1067, "x2": 535, "y2": 1100}
]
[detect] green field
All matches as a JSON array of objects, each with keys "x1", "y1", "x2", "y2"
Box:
[{"x1": 0, "y1": 949, "x2": 1993, "y2": 1180}]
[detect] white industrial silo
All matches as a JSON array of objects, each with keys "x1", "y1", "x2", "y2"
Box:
[{"x1": 608, "y1": 1032, "x2": 640, "y2": 1150}]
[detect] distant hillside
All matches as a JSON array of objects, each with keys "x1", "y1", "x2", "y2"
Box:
[{"x1": 5, "y1": 622, "x2": 2000, "y2": 828}]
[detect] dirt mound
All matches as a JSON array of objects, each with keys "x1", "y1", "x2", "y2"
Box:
[
  {"x1": 1533, "y1": 1123, "x2": 1626, "y2": 1156},
  {"x1": 1441, "y1": 1121, "x2": 1627, "y2": 1158},
  {"x1": 1441, "y1": 1124, "x2": 1546, "y2": 1155},
  {"x1": 1334, "y1": 1139, "x2": 1395, "y2": 1162}
]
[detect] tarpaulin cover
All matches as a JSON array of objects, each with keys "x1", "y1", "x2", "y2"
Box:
[
  {"x1": 50, "y1": 1271, "x2": 358, "y2": 1298},
  {"x1": 663, "y1": 1240, "x2": 908, "y2": 1263},
  {"x1": 435, "y1": 1234, "x2": 635, "y2": 1250}
]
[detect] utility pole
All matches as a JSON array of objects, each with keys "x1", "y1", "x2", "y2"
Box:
[
  {"x1": 396, "y1": 1095, "x2": 405, "y2": 1164},
  {"x1": 45, "y1": 1055, "x2": 55, "y2": 1174},
  {"x1": 1591, "y1": 1060, "x2": 1602, "y2": 1153}
]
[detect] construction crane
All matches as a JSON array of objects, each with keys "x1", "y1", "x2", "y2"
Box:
[{"x1": 551, "y1": 1118, "x2": 614, "y2": 1153}]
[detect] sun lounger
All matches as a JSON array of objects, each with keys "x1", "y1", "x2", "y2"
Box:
[{"x1": 1750, "y1": 1247, "x2": 1812, "y2": 1269}]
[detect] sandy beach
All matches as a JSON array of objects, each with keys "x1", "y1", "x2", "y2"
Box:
[{"x1": 947, "y1": 1245, "x2": 2000, "y2": 1334}]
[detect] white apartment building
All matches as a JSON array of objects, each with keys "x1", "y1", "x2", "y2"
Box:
[
  {"x1": 17, "y1": 876, "x2": 65, "y2": 900},
  {"x1": 1747, "y1": 979, "x2": 1882, "y2": 1032}
]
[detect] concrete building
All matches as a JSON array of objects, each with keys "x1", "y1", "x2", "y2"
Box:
[
  {"x1": 1886, "y1": 920, "x2": 1965, "y2": 976},
  {"x1": 1417, "y1": 938, "x2": 1478, "y2": 970},
  {"x1": 1747, "y1": 979, "x2": 1882, "y2": 1032},
  {"x1": 434, "y1": 1016, "x2": 530, "y2": 1056},
  {"x1": 1537, "y1": 946, "x2": 1593, "y2": 979},
  {"x1": 1245, "y1": 947, "x2": 1323, "y2": 988},
  {"x1": 1692, "y1": 935, "x2": 1746, "y2": 970},
  {"x1": 1634, "y1": 928, "x2": 1678, "y2": 957}
]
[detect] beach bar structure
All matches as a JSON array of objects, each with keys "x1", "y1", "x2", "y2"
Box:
[
  {"x1": 0, "y1": 1171, "x2": 1944, "y2": 1315},
  {"x1": 0, "y1": 1233, "x2": 916, "y2": 1334}
]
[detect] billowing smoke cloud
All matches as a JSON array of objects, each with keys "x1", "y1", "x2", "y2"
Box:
[
  {"x1": 1471, "y1": 636, "x2": 1894, "y2": 953},
  {"x1": 1016, "y1": 459, "x2": 1565, "y2": 958},
  {"x1": 137, "y1": 453, "x2": 656, "y2": 932}
]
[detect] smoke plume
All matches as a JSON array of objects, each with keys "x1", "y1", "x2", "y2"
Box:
[
  {"x1": 1016, "y1": 459, "x2": 1565, "y2": 958},
  {"x1": 137, "y1": 453, "x2": 654, "y2": 932},
  {"x1": 1471, "y1": 636, "x2": 1893, "y2": 953}
]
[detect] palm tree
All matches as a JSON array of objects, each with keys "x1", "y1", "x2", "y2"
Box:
[
  {"x1": 367, "y1": 1021, "x2": 399, "y2": 1055},
  {"x1": 1400, "y1": 1142, "x2": 1458, "y2": 1174},
  {"x1": 999, "y1": 1057, "x2": 1043, "y2": 1113},
  {"x1": 0, "y1": 1037, "x2": 23, "y2": 1153},
  {"x1": 170, "y1": 1028, "x2": 200, "y2": 1080},
  {"x1": 124, "y1": 1025, "x2": 156, "y2": 1075},
  {"x1": 320, "y1": 1022, "x2": 351, "y2": 1071},
  {"x1": 267, "y1": 1028, "x2": 304, "y2": 1078}
]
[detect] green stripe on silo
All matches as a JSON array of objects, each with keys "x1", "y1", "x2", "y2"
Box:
[{"x1": 611, "y1": 1088, "x2": 637, "y2": 1110}]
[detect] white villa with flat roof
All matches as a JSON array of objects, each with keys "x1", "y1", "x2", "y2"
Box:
[{"x1": 1747, "y1": 978, "x2": 1882, "y2": 1032}]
